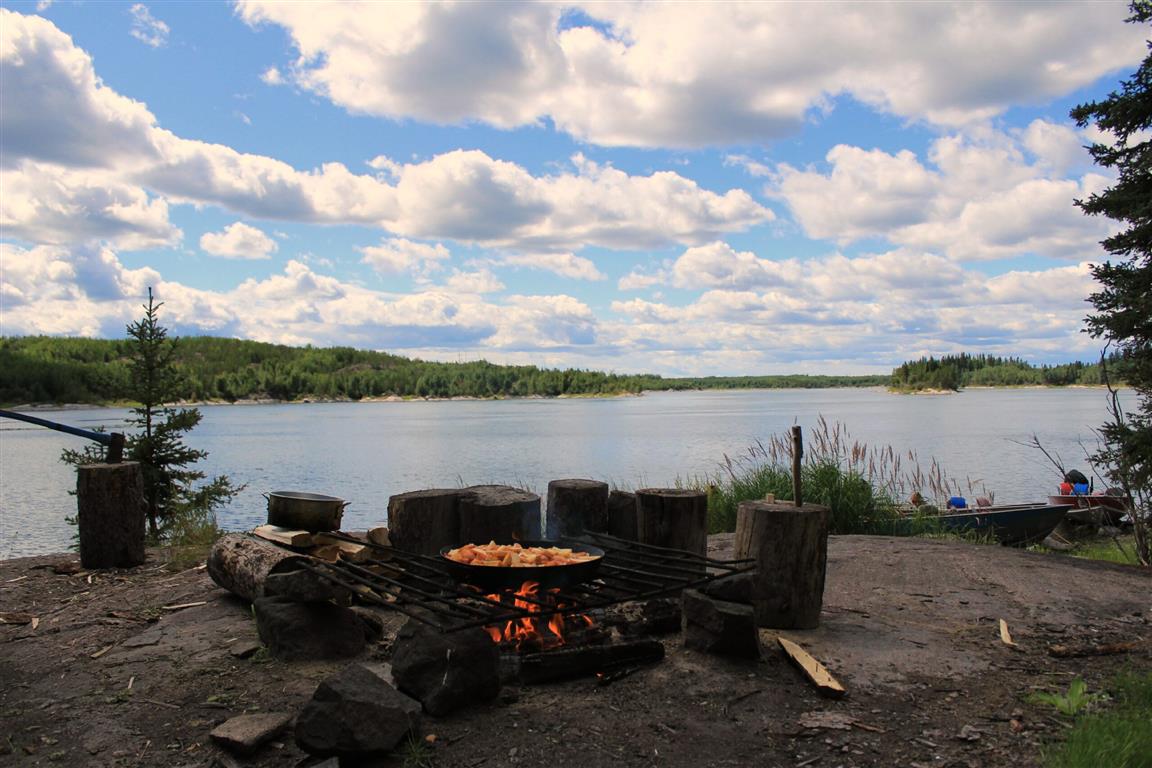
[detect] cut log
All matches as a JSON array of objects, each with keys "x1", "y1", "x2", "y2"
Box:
[
  {"x1": 207, "y1": 533, "x2": 310, "y2": 603},
  {"x1": 76, "y1": 461, "x2": 147, "y2": 569},
  {"x1": 253, "y1": 525, "x2": 314, "y2": 548},
  {"x1": 387, "y1": 489, "x2": 466, "y2": 555},
  {"x1": 635, "y1": 488, "x2": 707, "y2": 574},
  {"x1": 607, "y1": 490, "x2": 638, "y2": 541},
  {"x1": 515, "y1": 638, "x2": 665, "y2": 684},
  {"x1": 737, "y1": 500, "x2": 830, "y2": 629},
  {"x1": 458, "y1": 485, "x2": 542, "y2": 544},
  {"x1": 777, "y1": 636, "x2": 846, "y2": 699},
  {"x1": 546, "y1": 479, "x2": 609, "y2": 539}
]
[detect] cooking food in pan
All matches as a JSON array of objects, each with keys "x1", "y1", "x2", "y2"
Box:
[{"x1": 445, "y1": 541, "x2": 601, "y2": 567}]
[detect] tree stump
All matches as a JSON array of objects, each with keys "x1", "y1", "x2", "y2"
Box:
[
  {"x1": 546, "y1": 479, "x2": 609, "y2": 539},
  {"x1": 207, "y1": 533, "x2": 310, "y2": 603},
  {"x1": 76, "y1": 462, "x2": 147, "y2": 569},
  {"x1": 387, "y1": 489, "x2": 467, "y2": 555},
  {"x1": 635, "y1": 488, "x2": 707, "y2": 574},
  {"x1": 607, "y1": 490, "x2": 638, "y2": 541},
  {"x1": 736, "y1": 500, "x2": 830, "y2": 629},
  {"x1": 458, "y1": 485, "x2": 542, "y2": 544}
]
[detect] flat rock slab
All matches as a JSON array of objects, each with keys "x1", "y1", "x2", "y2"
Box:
[{"x1": 210, "y1": 712, "x2": 293, "y2": 756}]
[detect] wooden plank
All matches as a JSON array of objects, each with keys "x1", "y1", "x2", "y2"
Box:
[
  {"x1": 252, "y1": 525, "x2": 314, "y2": 547},
  {"x1": 312, "y1": 533, "x2": 371, "y2": 562},
  {"x1": 998, "y1": 619, "x2": 1017, "y2": 647},
  {"x1": 777, "y1": 636, "x2": 846, "y2": 699}
]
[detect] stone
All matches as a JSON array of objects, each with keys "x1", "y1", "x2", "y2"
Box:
[
  {"x1": 209, "y1": 712, "x2": 293, "y2": 756},
  {"x1": 294, "y1": 664, "x2": 421, "y2": 757},
  {"x1": 253, "y1": 596, "x2": 367, "y2": 661},
  {"x1": 263, "y1": 569, "x2": 353, "y2": 603},
  {"x1": 700, "y1": 572, "x2": 755, "y2": 604},
  {"x1": 681, "y1": 588, "x2": 760, "y2": 659},
  {"x1": 391, "y1": 621, "x2": 501, "y2": 716}
]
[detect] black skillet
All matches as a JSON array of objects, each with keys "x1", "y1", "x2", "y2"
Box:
[{"x1": 439, "y1": 540, "x2": 605, "y2": 591}]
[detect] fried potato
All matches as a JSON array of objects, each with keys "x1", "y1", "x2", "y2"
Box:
[{"x1": 445, "y1": 541, "x2": 599, "y2": 567}]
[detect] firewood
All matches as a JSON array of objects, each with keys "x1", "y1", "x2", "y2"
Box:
[
  {"x1": 207, "y1": 534, "x2": 310, "y2": 603},
  {"x1": 516, "y1": 638, "x2": 665, "y2": 684},
  {"x1": 252, "y1": 525, "x2": 314, "y2": 547},
  {"x1": 367, "y1": 527, "x2": 391, "y2": 547},
  {"x1": 777, "y1": 636, "x2": 846, "y2": 699},
  {"x1": 312, "y1": 534, "x2": 371, "y2": 562},
  {"x1": 999, "y1": 619, "x2": 1017, "y2": 647}
]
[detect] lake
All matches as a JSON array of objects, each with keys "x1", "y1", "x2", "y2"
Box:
[{"x1": 0, "y1": 387, "x2": 1128, "y2": 559}]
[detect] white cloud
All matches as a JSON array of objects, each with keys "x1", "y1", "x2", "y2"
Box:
[
  {"x1": 200, "y1": 221, "x2": 278, "y2": 259},
  {"x1": 442, "y1": 269, "x2": 505, "y2": 295},
  {"x1": 129, "y1": 4, "x2": 169, "y2": 48},
  {"x1": 771, "y1": 127, "x2": 1115, "y2": 262},
  {"x1": 260, "y1": 66, "x2": 283, "y2": 86},
  {"x1": 360, "y1": 238, "x2": 450, "y2": 275},
  {"x1": 617, "y1": 268, "x2": 668, "y2": 292},
  {"x1": 236, "y1": 1, "x2": 1145, "y2": 148},
  {"x1": 0, "y1": 161, "x2": 181, "y2": 250},
  {"x1": 496, "y1": 252, "x2": 606, "y2": 281}
]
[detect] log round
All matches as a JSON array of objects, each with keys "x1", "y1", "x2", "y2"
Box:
[
  {"x1": 606, "y1": 490, "x2": 638, "y2": 541},
  {"x1": 76, "y1": 462, "x2": 147, "y2": 569},
  {"x1": 457, "y1": 485, "x2": 542, "y2": 544},
  {"x1": 634, "y1": 488, "x2": 707, "y2": 570},
  {"x1": 545, "y1": 479, "x2": 609, "y2": 539},
  {"x1": 207, "y1": 533, "x2": 310, "y2": 603},
  {"x1": 387, "y1": 489, "x2": 466, "y2": 555},
  {"x1": 736, "y1": 500, "x2": 830, "y2": 629}
]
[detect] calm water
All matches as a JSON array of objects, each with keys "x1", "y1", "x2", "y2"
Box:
[{"x1": 0, "y1": 388, "x2": 1127, "y2": 559}]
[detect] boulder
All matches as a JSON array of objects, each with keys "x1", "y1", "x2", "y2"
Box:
[
  {"x1": 253, "y1": 596, "x2": 367, "y2": 661},
  {"x1": 391, "y1": 621, "x2": 501, "y2": 716},
  {"x1": 294, "y1": 664, "x2": 421, "y2": 757},
  {"x1": 700, "y1": 572, "x2": 755, "y2": 604}
]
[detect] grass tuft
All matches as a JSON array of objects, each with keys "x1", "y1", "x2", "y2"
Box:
[{"x1": 1041, "y1": 671, "x2": 1152, "y2": 768}]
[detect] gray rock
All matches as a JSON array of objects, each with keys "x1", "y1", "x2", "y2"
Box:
[
  {"x1": 209, "y1": 712, "x2": 293, "y2": 756},
  {"x1": 682, "y1": 588, "x2": 760, "y2": 659},
  {"x1": 294, "y1": 664, "x2": 421, "y2": 757},
  {"x1": 700, "y1": 572, "x2": 755, "y2": 604},
  {"x1": 253, "y1": 596, "x2": 367, "y2": 661},
  {"x1": 263, "y1": 569, "x2": 353, "y2": 603},
  {"x1": 391, "y1": 621, "x2": 501, "y2": 716}
]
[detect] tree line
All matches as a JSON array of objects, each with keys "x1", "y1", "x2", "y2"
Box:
[
  {"x1": 889, "y1": 353, "x2": 1109, "y2": 392},
  {"x1": 0, "y1": 335, "x2": 885, "y2": 406}
]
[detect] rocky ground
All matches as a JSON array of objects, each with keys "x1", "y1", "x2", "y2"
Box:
[{"x1": 1, "y1": 535, "x2": 1149, "y2": 768}]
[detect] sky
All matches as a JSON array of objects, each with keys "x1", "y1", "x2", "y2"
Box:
[{"x1": 0, "y1": 1, "x2": 1147, "y2": 377}]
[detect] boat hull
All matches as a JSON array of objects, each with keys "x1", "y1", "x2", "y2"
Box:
[
  {"x1": 1048, "y1": 494, "x2": 1130, "y2": 526},
  {"x1": 937, "y1": 503, "x2": 1072, "y2": 546}
]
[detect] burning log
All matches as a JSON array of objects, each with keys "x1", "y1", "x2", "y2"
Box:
[
  {"x1": 515, "y1": 638, "x2": 665, "y2": 684},
  {"x1": 387, "y1": 489, "x2": 467, "y2": 555},
  {"x1": 736, "y1": 499, "x2": 829, "y2": 629},
  {"x1": 76, "y1": 461, "x2": 147, "y2": 569},
  {"x1": 607, "y1": 490, "x2": 638, "y2": 541},
  {"x1": 635, "y1": 488, "x2": 708, "y2": 570},
  {"x1": 546, "y1": 479, "x2": 609, "y2": 539},
  {"x1": 207, "y1": 533, "x2": 310, "y2": 603},
  {"x1": 458, "y1": 485, "x2": 542, "y2": 544}
]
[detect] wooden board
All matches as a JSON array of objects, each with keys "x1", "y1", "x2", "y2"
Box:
[
  {"x1": 777, "y1": 636, "x2": 846, "y2": 699},
  {"x1": 252, "y1": 525, "x2": 314, "y2": 547}
]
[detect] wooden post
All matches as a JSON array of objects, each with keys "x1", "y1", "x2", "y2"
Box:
[
  {"x1": 387, "y1": 489, "x2": 467, "y2": 555},
  {"x1": 76, "y1": 461, "x2": 146, "y2": 569},
  {"x1": 607, "y1": 490, "x2": 638, "y2": 541},
  {"x1": 791, "y1": 425, "x2": 804, "y2": 508},
  {"x1": 736, "y1": 499, "x2": 829, "y2": 629},
  {"x1": 546, "y1": 479, "x2": 609, "y2": 539},
  {"x1": 458, "y1": 485, "x2": 542, "y2": 544},
  {"x1": 635, "y1": 488, "x2": 707, "y2": 569}
]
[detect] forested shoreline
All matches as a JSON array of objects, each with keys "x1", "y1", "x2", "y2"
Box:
[
  {"x1": 0, "y1": 336, "x2": 887, "y2": 406},
  {"x1": 890, "y1": 354, "x2": 1110, "y2": 391}
]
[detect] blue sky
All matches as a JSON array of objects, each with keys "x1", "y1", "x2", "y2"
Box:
[{"x1": 1, "y1": 1, "x2": 1147, "y2": 376}]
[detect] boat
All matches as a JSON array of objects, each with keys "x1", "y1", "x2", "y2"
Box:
[
  {"x1": 933, "y1": 502, "x2": 1072, "y2": 546},
  {"x1": 1048, "y1": 493, "x2": 1131, "y2": 526}
]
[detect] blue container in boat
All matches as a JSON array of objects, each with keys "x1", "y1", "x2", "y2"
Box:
[
  {"x1": 1073, "y1": 483, "x2": 1090, "y2": 495},
  {"x1": 948, "y1": 496, "x2": 968, "y2": 509}
]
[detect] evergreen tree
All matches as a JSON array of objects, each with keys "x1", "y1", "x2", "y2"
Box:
[{"x1": 1071, "y1": 0, "x2": 1151, "y2": 564}]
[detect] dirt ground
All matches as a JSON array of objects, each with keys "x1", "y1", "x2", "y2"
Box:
[{"x1": 1, "y1": 535, "x2": 1149, "y2": 768}]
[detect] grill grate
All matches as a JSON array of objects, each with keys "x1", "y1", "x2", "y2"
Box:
[{"x1": 297, "y1": 531, "x2": 754, "y2": 633}]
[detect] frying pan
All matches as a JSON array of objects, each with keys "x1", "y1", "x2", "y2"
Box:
[{"x1": 439, "y1": 540, "x2": 605, "y2": 591}]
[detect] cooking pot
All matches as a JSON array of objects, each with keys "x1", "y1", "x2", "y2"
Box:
[{"x1": 265, "y1": 491, "x2": 348, "y2": 532}]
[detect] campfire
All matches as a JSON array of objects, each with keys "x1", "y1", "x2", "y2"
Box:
[{"x1": 482, "y1": 580, "x2": 597, "y2": 652}]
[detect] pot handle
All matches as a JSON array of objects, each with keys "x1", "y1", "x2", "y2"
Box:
[
  {"x1": 262, "y1": 492, "x2": 270, "y2": 501},
  {"x1": 340, "y1": 501, "x2": 351, "y2": 510}
]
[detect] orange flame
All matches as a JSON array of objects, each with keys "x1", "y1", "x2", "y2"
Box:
[{"x1": 483, "y1": 580, "x2": 593, "y2": 652}]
